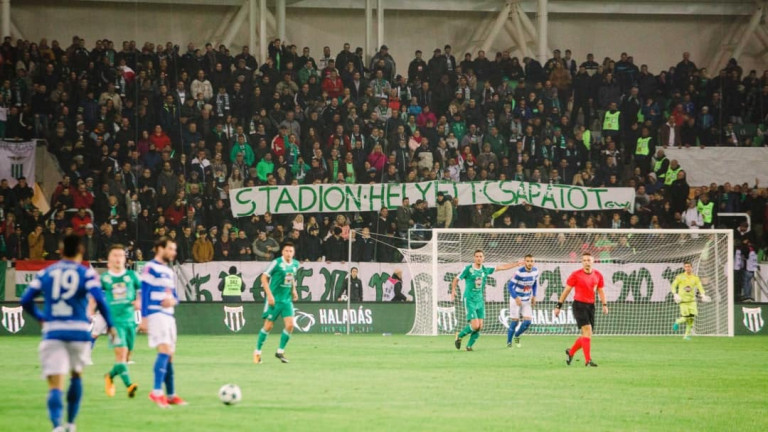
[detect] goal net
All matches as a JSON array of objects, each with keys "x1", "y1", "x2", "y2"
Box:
[{"x1": 404, "y1": 229, "x2": 733, "y2": 336}]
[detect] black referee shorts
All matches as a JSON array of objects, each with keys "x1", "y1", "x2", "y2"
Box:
[{"x1": 572, "y1": 300, "x2": 595, "y2": 329}]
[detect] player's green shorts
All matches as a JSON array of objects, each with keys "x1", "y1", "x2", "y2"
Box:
[
  {"x1": 262, "y1": 300, "x2": 295, "y2": 321},
  {"x1": 680, "y1": 302, "x2": 698, "y2": 317},
  {"x1": 109, "y1": 322, "x2": 136, "y2": 350},
  {"x1": 464, "y1": 298, "x2": 485, "y2": 321}
]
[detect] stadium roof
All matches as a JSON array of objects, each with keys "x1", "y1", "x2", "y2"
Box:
[{"x1": 65, "y1": 0, "x2": 758, "y2": 16}]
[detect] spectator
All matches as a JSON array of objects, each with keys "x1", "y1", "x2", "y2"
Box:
[
  {"x1": 681, "y1": 199, "x2": 704, "y2": 229},
  {"x1": 253, "y1": 230, "x2": 279, "y2": 261},
  {"x1": 27, "y1": 224, "x2": 44, "y2": 260},
  {"x1": 192, "y1": 227, "x2": 214, "y2": 263},
  {"x1": 324, "y1": 226, "x2": 347, "y2": 261}
]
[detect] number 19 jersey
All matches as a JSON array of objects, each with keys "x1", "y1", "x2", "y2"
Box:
[{"x1": 24, "y1": 260, "x2": 102, "y2": 342}]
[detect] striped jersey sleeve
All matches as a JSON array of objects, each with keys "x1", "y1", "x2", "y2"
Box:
[{"x1": 140, "y1": 260, "x2": 177, "y2": 317}]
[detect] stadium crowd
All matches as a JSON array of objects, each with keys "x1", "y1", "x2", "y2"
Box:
[{"x1": 0, "y1": 35, "x2": 765, "y2": 278}]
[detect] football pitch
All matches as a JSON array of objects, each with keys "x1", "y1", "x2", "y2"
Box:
[{"x1": 1, "y1": 335, "x2": 766, "y2": 431}]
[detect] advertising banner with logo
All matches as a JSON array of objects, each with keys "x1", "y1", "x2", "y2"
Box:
[
  {"x1": 230, "y1": 181, "x2": 635, "y2": 216},
  {"x1": 2, "y1": 301, "x2": 765, "y2": 336},
  {"x1": 0, "y1": 302, "x2": 414, "y2": 335}
]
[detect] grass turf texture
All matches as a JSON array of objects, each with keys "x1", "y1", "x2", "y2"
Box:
[{"x1": 1, "y1": 335, "x2": 766, "y2": 431}]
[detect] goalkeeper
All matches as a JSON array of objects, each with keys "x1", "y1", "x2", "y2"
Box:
[{"x1": 670, "y1": 262, "x2": 710, "y2": 340}]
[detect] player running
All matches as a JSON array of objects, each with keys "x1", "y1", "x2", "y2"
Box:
[
  {"x1": 451, "y1": 250, "x2": 521, "y2": 351},
  {"x1": 254, "y1": 241, "x2": 299, "y2": 364},
  {"x1": 670, "y1": 261, "x2": 711, "y2": 340},
  {"x1": 555, "y1": 252, "x2": 608, "y2": 367},
  {"x1": 506, "y1": 254, "x2": 538, "y2": 348},
  {"x1": 20, "y1": 234, "x2": 116, "y2": 432},
  {"x1": 139, "y1": 237, "x2": 187, "y2": 408},
  {"x1": 101, "y1": 244, "x2": 141, "y2": 398}
]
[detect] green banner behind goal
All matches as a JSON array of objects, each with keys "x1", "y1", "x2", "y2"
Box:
[{"x1": 403, "y1": 229, "x2": 734, "y2": 336}]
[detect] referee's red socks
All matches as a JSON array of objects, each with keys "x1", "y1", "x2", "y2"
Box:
[
  {"x1": 569, "y1": 337, "x2": 592, "y2": 362},
  {"x1": 569, "y1": 337, "x2": 583, "y2": 356},
  {"x1": 582, "y1": 337, "x2": 591, "y2": 363}
]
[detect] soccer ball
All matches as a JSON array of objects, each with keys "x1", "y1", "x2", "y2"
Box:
[
  {"x1": 218, "y1": 384, "x2": 242, "y2": 405},
  {"x1": 339, "y1": 294, "x2": 349, "y2": 301}
]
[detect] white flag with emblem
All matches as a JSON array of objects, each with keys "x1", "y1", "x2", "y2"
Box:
[
  {"x1": 742, "y1": 307, "x2": 764, "y2": 333},
  {"x1": 0, "y1": 141, "x2": 36, "y2": 186},
  {"x1": 2, "y1": 306, "x2": 25, "y2": 333},
  {"x1": 223, "y1": 306, "x2": 246, "y2": 332}
]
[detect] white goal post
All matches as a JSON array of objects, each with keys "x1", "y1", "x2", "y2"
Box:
[{"x1": 403, "y1": 228, "x2": 734, "y2": 337}]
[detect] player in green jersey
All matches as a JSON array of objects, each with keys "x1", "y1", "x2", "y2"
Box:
[
  {"x1": 254, "y1": 241, "x2": 299, "y2": 364},
  {"x1": 671, "y1": 261, "x2": 711, "y2": 340},
  {"x1": 451, "y1": 250, "x2": 521, "y2": 351},
  {"x1": 102, "y1": 244, "x2": 141, "y2": 398}
]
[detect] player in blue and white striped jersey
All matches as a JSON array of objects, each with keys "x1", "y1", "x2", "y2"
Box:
[
  {"x1": 506, "y1": 254, "x2": 538, "y2": 348},
  {"x1": 139, "y1": 237, "x2": 187, "y2": 408},
  {"x1": 20, "y1": 234, "x2": 115, "y2": 432}
]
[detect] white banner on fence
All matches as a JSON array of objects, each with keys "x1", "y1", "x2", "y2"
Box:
[
  {"x1": 173, "y1": 261, "x2": 690, "y2": 303},
  {"x1": 229, "y1": 181, "x2": 634, "y2": 216},
  {"x1": 174, "y1": 261, "x2": 413, "y2": 302},
  {"x1": 0, "y1": 141, "x2": 36, "y2": 186},
  {"x1": 665, "y1": 147, "x2": 768, "y2": 186}
]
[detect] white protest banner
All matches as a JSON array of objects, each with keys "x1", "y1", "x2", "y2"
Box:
[
  {"x1": 0, "y1": 141, "x2": 36, "y2": 186},
  {"x1": 229, "y1": 181, "x2": 634, "y2": 216},
  {"x1": 173, "y1": 261, "x2": 677, "y2": 303},
  {"x1": 174, "y1": 261, "x2": 413, "y2": 302}
]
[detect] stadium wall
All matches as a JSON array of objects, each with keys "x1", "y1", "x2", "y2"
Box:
[{"x1": 14, "y1": 2, "x2": 766, "y2": 74}]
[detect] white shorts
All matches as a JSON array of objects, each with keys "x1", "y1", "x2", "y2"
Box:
[
  {"x1": 38, "y1": 340, "x2": 91, "y2": 378},
  {"x1": 147, "y1": 313, "x2": 177, "y2": 351},
  {"x1": 91, "y1": 313, "x2": 108, "y2": 336},
  {"x1": 509, "y1": 299, "x2": 533, "y2": 320}
]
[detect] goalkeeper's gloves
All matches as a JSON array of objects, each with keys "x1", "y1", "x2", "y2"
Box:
[
  {"x1": 673, "y1": 293, "x2": 681, "y2": 303},
  {"x1": 701, "y1": 294, "x2": 712, "y2": 303}
]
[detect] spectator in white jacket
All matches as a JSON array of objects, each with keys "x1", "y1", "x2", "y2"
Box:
[
  {"x1": 191, "y1": 70, "x2": 214, "y2": 102},
  {"x1": 681, "y1": 199, "x2": 703, "y2": 229}
]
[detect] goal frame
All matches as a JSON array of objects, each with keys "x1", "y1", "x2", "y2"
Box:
[{"x1": 416, "y1": 228, "x2": 734, "y2": 337}]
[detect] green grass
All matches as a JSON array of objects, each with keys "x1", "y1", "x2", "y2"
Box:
[{"x1": 1, "y1": 335, "x2": 767, "y2": 431}]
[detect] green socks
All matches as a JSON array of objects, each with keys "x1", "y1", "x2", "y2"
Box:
[
  {"x1": 109, "y1": 363, "x2": 131, "y2": 387},
  {"x1": 257, "y1": 329, "x2": 269, "y2": 350},
  {"x1": 467, "y1": 330, "x2": 480, "y2": 347},
  {"x1": 279, "y1": 330, "x2": 291, "y2": 350},
  {"x1": 458, "y1": 325, "x2": 473, "y2": 338}
]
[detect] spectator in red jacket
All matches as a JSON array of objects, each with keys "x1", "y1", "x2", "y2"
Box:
[
  {"x1": 149, "y1": 125, "x2": 172, "y2": 152},
  {"x1": 322, "y1": 70, "x2": 344, "y2": 99},
  {"x1": 367, "y1": 143, "x2": 387, "y2": 173},
  {"x1": 70, "y1": 208, "x2": 92, "y2": 236},
  {"x1": 417, "y1": 105, "x2": 437, "y2": 127},
  {"x1": 73, "y1": 183, "x2": 94, "y2": 209},
  {"x1": 271, "y1": 125, "x2": 288, "y2": 158},
  {"x1": 164, "y1": 198, "x2": 186, "y2": 227}
]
